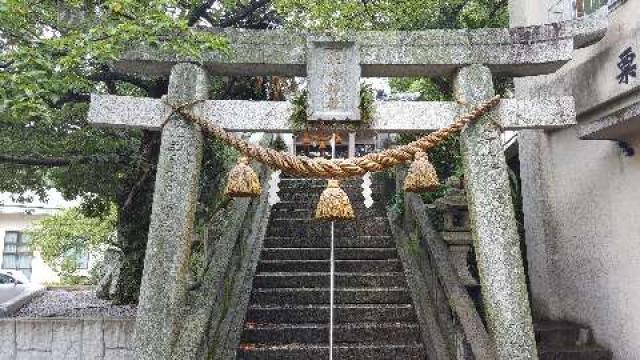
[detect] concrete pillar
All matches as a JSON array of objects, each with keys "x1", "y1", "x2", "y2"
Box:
[
  {"x1": 454, "y1": 65, "x2": 538, "y2": 360},
  {"x1": 134, "y1": 63, "x2": 208, "y2": 360},
  {"x1": 348, "y1": 132, "x2": 356, "y2": 158}
]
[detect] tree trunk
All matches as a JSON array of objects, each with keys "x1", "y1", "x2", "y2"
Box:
[{"x1": 110, "y1": 130, "x2": 161, "y2": 304}]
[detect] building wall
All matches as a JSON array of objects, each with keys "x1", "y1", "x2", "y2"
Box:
[
  {"x1": 0, "y1": 191, "x2": 85, "y2": 285},
  {"x1": 0, "y1": 213, "x2": 60, "y2": 284},
  {"x1": 511, "y1": 0, "x2": 640, "y2": 358}
]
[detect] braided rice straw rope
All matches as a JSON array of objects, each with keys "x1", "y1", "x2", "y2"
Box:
[{"x1": 174, "y1": 95, "x2": 501, "y2": 179}]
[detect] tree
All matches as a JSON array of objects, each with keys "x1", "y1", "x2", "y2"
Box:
[
  {"x1": 1, "y1": 0, "x2": 508, "y2": 304},
  {"x1": 0, "y1": 0, "x2": 279, "y2": 304},
  {"x1": 273, "y1": 0, "x2": 508, "y2": 32},
  {"x1": 27, "y1": 205, "x2": 116, "y2": 279}
]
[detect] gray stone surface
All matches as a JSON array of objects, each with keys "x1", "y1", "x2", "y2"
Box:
[
  {"x1": 104, "y1": 319, "x2": 133, "y2": 349},
  {"x1": 16, "y1": 320, "x2": 52, "y2": 352},
  {"x1": 15, "y1": 352, "x2": 51, "y2": 360},
  {"x1": 95, "y1": 246, "x2": 123, "y2": 300},
  {"x1": 208, "y1": 165, "x2": 273, "y2": 360},
  {"x1": 89, "y1": 95, "x2": 576, "y2": 132},
  {"x1": 389, "y1": 214, "x2": 453, "y2": 360},
  {"x1": 0, "y1": 320, "x2": 16, "y2": 360},
  {"x1": 82, "y1": 319, "x2": 105, "y2": 360},
  {"x1": 171, "y1": 138, "x2": 272, "y2": 360},
  {"x1": 13, "y1": 290, "x2": 135, "y2": 318},
  {"x1": 579, "y1": 100, "x2": 640, "y2": 141},
  {"x1": 456, "y1": 65, "x2": 537, "y2": 360},
  {"x1": 51, "y1": 320, "x2": 82, "y2": 359},
  {"x1": 133, "y1": 63, "x2": 208, "y2": 360},
  {"x1": 114, "y1": 14, "x2": 607, "y2": 78},
  {"x1": 307, "y1": 39, "x2": 361, "y2": 121},
  {"x1": 0, "y1": 319, "x2": 135, "y2": 360},
  {"x1": 104, "y1": 349, "x2": 133, "y2": 360},
  {"x1": 398, "y1": 194, "x2": 496, "y2": 360}
]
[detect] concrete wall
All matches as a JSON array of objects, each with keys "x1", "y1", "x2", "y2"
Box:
[
  {"x1": 0, "y1": 318, "x2": 135, "y2": 360},
  {"x1": 511, "y1": 0, "x2": 640, "y2": 358}
]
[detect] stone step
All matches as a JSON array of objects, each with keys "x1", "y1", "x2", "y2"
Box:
[
  {"x1": 256, "y1": 259, "x2": 403, "y2": 273},
  {"x1": 271, "y1": 200, "x2": 386, "y2": 213},
  {"x1": 538, "y1": 346, "x2": 612, "y2": 360},
  {"x1": 266, "y1": 218, "x2": 389, "y2": 237},
  {"x1": 253, "y1": 272, "x2": 406, "y2": 288},
  {"x1": 276, "y1": 190, "x2": 384, "y2": 204},
  {"x1": 241, "y1": 322, "x2": 422, "y2": 345},
  {"x1": 277, "y1": 178, "x2": 374, "y2": 189},
  {"x1": 245, "y1": 304, "x2": 417, "y2": 324},
  {"x1": 270, "y1": 205, "x2": 386, "y2": 220},
  {"x1": 250, "y1": 288, "x2": 412, "y2": 305},
  {"x1": 237, "y1": 343, "x2": 426, "y2": 360},
  {"x1": 260, "y1": 247, "x2": 398, "y2": 260},
  {"x1": 263, "y1": 236, "x2": 395, "y2": 248}
]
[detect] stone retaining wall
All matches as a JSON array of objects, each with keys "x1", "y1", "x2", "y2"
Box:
[{"x1": 0, "y1": 318, "x2": 135, "y2": 360}]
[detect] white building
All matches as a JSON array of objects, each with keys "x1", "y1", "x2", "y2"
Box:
[
  {"x1": 0, "y1": 191, "x2": 82, "y2": 284},
  {"x1": 510, "y1": 0, "x2": 639, "y2": 358}
]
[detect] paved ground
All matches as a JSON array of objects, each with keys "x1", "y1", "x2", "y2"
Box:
[{"x1": 12, "y1": 290, "x2": 137, "y2": 318}]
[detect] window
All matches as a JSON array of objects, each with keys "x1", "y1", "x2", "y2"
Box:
[
  {"x1": 64, "y1": 246, "x2": 90, "y2": 270},
  {"x1": 0, "y1": 273, "x2": 14, "y2": 284},
  {"x1": 576, "y1": 0, "x2": 609, "y2": 17},
  {"x1": 2, "y1": 231, "x2": 33, "y2": 279}
]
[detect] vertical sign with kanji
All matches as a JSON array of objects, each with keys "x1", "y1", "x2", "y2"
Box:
[{"x1": 617, "y1": 46, "x2": 637, "y2": 84}]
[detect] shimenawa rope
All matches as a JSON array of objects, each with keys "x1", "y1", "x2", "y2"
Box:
[{"x1": 165, "y1": 95, "x2": 501, "y2": 179}]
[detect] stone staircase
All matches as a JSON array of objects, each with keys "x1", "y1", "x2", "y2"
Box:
[
  {"x1": 535, "y1": 321, "x2": 612, "y2": 360},
  {"x1": 236, "y1": 178, "x2": 427, "y2": 359}
]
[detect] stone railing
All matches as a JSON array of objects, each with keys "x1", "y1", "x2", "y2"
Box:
[
  {"x1": 387, "y1": 175, "x2": 496, "y2": 360},
  {"x1": 0, "y1": 138, "x2": 273, "y2": 360},
  {"x1": 171, "y1": 133, "x2": 274, "y2": 360},
  {"x1": 0, "y1": 318, "x2": 135, "y2": 360}
]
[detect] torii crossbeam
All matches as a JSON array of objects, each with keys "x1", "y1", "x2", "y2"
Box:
[{"x1": 88, "y1": 11, "x2": 607, "y2": 360}]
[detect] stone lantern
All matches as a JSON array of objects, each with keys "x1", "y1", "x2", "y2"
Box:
[{"x1": 433, "y1": 176, "x2": 478, "y2": 287}]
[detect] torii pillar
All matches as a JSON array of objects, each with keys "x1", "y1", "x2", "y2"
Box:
[
  {"x1": 456, "y1": 65, "x2": 537, "y2": 359},
  {"x1": 134, "y1": 63, "x2": 207, "y2": 360}
]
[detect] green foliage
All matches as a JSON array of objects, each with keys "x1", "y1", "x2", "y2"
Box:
[
  {"x1": 389, "y1": 78, "x2": 452, "y2": 101},
  {"x1": 0, "y1": 0, "x2": 227, "y2": 207},
  {"x1": 0, "y1": 1, "x2": 242, "y2": 302},
  {"x1": 271, "y1": 135, "x2": 288, "y2": 151},
  {"x1": 359, "y1": 83, "x2": 375, "y2": 125},
  {"x1": 288, "y1": 84, "x2": 376, "y2": 130},
  {"x1": 289, "y1": 89, "x2": 309, "y2": 129},
  {"x1": 57, "y1": 274, "x2": 93, "y2": 286},
  {"x1": 273, "y1": 0, "x2": 508, "y2": 32},
  {"x1": 197, "y1": 138, "x2": 239, "y2": 226},
  {"x1": 27, "y1": 205, "x2": 116, "y2": 277},
  {"x1": 387, "y1": 190, "x2": 405, "y2": 217}
]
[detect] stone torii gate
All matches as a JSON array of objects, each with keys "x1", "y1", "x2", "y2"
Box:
[{"x1": 88, "y1": 13, "x2": 606, "y2": 360}]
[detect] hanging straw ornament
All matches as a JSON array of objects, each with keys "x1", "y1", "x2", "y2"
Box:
[
  {"x1": 404, "y1": 151, "x2": 440, "y2": 193},
  {"x1": 314, "y1": 179, "x2": 355, "y2": 221},
  {"x1": 224, "y1": 157, "x2": 262, "y2": 197}
]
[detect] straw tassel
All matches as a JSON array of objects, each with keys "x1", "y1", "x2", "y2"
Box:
[
  {"x1": 314, "y1": 179, "x2": 355, "y2": 221},
  {"x1": 224, "y1": 157, "x2": 262, "y2": 197},
  {"x1": 404, "y1": 151, "x2": 439, "y2": 193}
]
